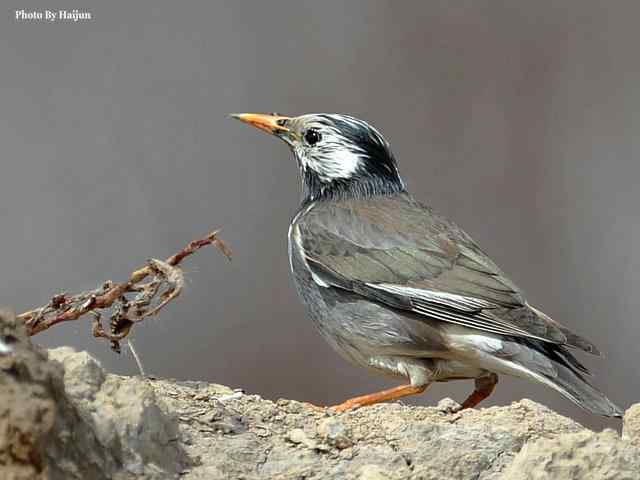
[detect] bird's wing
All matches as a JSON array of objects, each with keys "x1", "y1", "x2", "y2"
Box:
[{"x1": 296, "y1": 195, "x2": 597, "y2": 352}]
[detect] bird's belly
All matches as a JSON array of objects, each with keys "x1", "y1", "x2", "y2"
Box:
[{"x1": 288, "y1": 255, "x2": 367, "y2": 366}]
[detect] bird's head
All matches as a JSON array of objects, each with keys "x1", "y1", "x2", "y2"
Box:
[{"x1": 231, "y1": 113, "x2": 405, "y2": 202}]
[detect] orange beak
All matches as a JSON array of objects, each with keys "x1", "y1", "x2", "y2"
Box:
[{"x1": 230, "y1": 113, "x2": 290, "y2": 135}]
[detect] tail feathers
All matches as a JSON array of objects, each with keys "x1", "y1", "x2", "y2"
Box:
[
  {"x1": 542, "y1": 359, "x2": 623, "y2": 417},
  {"x1": 558, "y1": 327, "x2": 602, "y2": 357},
  {"x1": 529, "y1": 306, "x2": 601, "y2": 356},
  {"x1": 510, "y1": 341, "x2": 622, "y2": 417}
]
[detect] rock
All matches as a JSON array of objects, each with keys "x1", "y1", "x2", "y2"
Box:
[
  {"x1": 180, "y1": 465, "x2": 226, "y2": 480},
  {"x1": 0, "y1": 311, "x2": 116, "y2": 480},
  {"x1": 0, "y1": 309, "x2": 56, "y2": 480},
  {"x1": 317, "y1": 417, "x2": 353, "y2": 449},
  {"x1": 286, "y1": 428, "x2": 309, "y2": 445},
  {"x1": 357, "y1": 464, "x2": 394, "y2": 480},
  {"x1": 286, "y1": 428, "x2": 325, "y2": 450},
  {"x1": 623, "y1": 403, "x2": 640, "y2": 448},
  {"x1": 167, "y1": 392, "x2": 594, "y2": 480},
  {"x1": 0, "y1": 309, "x2": 188, "y2": 480},
  {"x1": 50, "y1": 347, "x2": 105, "y2": 402},
  {"x1": 1, "y1": 324, "x2": 638, "y2": 479},
  {"x1": 49, "y1": 347, "x2": 186, "y2": 479},
  {"x1": 436, "y1": 397, "x2": 461, "y2": 413},
  {"x1": 501, "y1": 429, "x2": 640, "y2": 480}
]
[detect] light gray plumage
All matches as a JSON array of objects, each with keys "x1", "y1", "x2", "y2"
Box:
[{"x1": 233, "y1": 112, "x2": 622, "y2": 417}]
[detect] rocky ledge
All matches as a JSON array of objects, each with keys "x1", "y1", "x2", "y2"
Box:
[{"x1": 1, "y1": 311, "x2": 639, "y2": 480}]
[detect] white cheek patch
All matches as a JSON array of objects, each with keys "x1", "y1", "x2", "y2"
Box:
[
  {"x1": 295, "y1": 142, "x2": 363, "y2": 182},
  {"x1": 306, "y1": 149, "x2": 362, "y2": 181}
]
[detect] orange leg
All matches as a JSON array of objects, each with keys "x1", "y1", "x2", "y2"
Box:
[
  {"x1": 459, "y1": 373, "x2": 498, "y2": 410},
  {"x1": 331, "y1": 383, "x2": 430, "y2": 413}
]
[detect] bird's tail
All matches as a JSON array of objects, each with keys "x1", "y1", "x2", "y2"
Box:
[
  {"x1": 545, "y1": 361, "x2": 622, "y2": 417},
  {"x1": 502, "y1": 340, "x2": 623, "y2": 418}
]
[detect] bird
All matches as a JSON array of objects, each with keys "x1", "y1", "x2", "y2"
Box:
[{"x1": 231, "y1": 112, "x2": 622, "y2": 417}]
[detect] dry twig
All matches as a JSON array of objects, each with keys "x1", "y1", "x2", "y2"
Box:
[{"x1": 17, "y1": 229, "x2": 231, "y2": 352}]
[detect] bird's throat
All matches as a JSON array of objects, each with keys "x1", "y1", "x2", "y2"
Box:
[{"x1": 300, "y1": 167, "x2": 406, "y2": 204}]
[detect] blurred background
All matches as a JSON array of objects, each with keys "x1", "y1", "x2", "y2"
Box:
[{"x1": 1, "y1": 1, "x2": 638, "y2": 430}]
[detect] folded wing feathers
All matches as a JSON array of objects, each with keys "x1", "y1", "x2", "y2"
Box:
[
  {"x1": 367, "y1": 283, "x2": 553, "y2": 341},
  {"x1": 300, "y1": 218, "x2": 592, "y2": 352}
]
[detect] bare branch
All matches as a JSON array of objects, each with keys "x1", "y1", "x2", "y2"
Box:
[{"x1": 16, "y1": 229, "x2": 231, "y2": 351}]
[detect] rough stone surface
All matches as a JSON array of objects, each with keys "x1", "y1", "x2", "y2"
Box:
[
  {"x1": 317, "y1": 417, "x2": 353, "y2": 449},
  {"x1": 502, "y1": 430, "x2": 640, "y2": 480},
  {"x1": 1, "y1": 311, "x2": 639, "y2": 479},
  {"x1": 48, "y1": 347, "x2": 186, "y2": 479},
  {"x1": 0, "y1": 309, "x2": 56, "y2": 480},
  {"x1": 150, "y1": 381, "x2": 636, "y2": 480},
  {"x1": 623, "y1": 403, "x2": 640, "y2": 449},
  {"x1": 0, "y1": 312, "x2": 186, "y2": 480}
]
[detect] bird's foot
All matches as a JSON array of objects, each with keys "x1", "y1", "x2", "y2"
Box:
[
  {"x1": 329, "y1": 384, "x2": 429, "y2": 413},
  {"x1": 329, "y1": 399, "x2": 363, "y2": 413},
  {"x1": 455, "y1": 373, "x2": 499, "y2": 412}
]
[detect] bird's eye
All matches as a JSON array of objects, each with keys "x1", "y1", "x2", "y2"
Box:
[{"x1": 304, "y1": 128, "x2": 322, "y2": 146}]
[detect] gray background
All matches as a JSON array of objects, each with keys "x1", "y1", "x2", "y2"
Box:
[{"x1": 1, "y1": 1, "x2": 638, "y2": 430}]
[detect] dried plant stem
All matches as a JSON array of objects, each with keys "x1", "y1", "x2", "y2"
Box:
[
  {"x1": 127, "y1": 338, "x2": 146, "y2": 376},
  {"x1": 16, "y1": 229, "x2": 231, "y2": 350}
]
